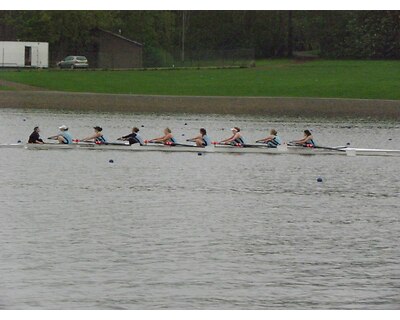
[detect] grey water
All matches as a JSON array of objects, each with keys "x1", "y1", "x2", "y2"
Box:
[{"x1": 0, "y1": 108, "x2": 399, "y2": 309}]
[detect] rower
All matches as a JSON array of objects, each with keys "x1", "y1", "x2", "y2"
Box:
[
  {"x1": 48, "y1": 125, "x2": 73, "y2": 144},
  {"x1": 28, "y1": 126, "x2": 44, "y2": 144},
  {"x1": 292, "y1": 130, "x2": 316, "y2": 147},
  {"x1": 220, "y1": 127, "x2": 245, "y2": 145},
  {"x1": 81, "y1": 126, "x2": 107, "y2": 144},
  {"x1": 149, "y1": 127, "x2": 177, "y2": 144},
  {"x1": 187, "y1": 128, "x2": 211, "y2": 147},
  {"x1": 256, "y1": 129, "x2": 281, "y2": 148},
  {"x1": 117, "y1": 127, "x2": 144, "y2": 145}
]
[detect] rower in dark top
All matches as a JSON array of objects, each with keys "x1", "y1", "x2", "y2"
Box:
[
  {"x1": 117, "y1": 127, "x2": 144, "y2": 145},
  {"x1": 81, "y1": 126, "x2": 107, "y2": 144},
  {"x1": 220, "y1": 127, "x2": 245, "y2": 145},
  {"x1": 292, "y1": 130, "x2": 316, "y2": 147},
  {"x1": 28, "y1": 126, "x2": 44, "y2": 144}
]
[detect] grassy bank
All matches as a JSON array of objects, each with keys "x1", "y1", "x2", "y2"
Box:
[
  {"x1": 0, "y1": 59, "x2": 399, "y2": 99},
  {"x1": 0, "y1": 85, "x2": 14, "y2": 91}
]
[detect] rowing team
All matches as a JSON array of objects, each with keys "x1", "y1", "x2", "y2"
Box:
[{"x1": 28, "y1": 125, "x2": 316, "y2": 147}]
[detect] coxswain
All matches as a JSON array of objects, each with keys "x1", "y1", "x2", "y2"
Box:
[{"x1": 28, "y1": 126, "x2": 44, "y2": 144}]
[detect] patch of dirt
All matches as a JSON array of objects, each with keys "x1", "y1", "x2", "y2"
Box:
[
  {"x1": 1, "y1": 90, "x2": 399, "y2": 120},
  {"x1": 255, "y1": 63, "x2": 294, "y2": 70},
  {"x1": 0, "y1": 79, "x2": 47, "y2": 91}
]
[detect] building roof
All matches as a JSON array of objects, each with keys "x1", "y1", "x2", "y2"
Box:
[{"x1": 96, "y1": 28, "x2": 143, "y2": 47}]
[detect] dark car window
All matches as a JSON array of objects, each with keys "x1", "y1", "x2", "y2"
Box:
[
  {"x1": 64, "y1": 56, "x2": 74, "y2": 61},
  {"x1": 77, "y1": 56, "x2": 87, "y2": 61}
]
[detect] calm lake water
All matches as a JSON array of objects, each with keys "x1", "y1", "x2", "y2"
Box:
[{"x1": 0, "y1": 108, "x2": 399, "y2": 309}]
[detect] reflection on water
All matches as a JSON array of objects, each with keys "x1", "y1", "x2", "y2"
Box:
[{"x1": 0, "y1": 108, "x2": 399, "y2": 309}]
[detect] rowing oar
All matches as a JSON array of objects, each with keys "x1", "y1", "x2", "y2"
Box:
[
  {"x1": 242, "y1": 143, "x2": 272, "y2": 148},
  {"x1": 74, "y1": 140, "x2": 129, "y2": 146},
  {"x1": 214, "y1": 142, "x2": 263, "y2": 148},
  {"x1": 288, "y1": 142, "x2": 348, "y2": 152},
  {"x1": 164, "y1": 141, "x2": 201, "y2": 147},
  {"x1": 313, "y1": 145, "x2": 347, "y2": 151},
  {"x1": 146, "y1": 140, "x2": 201, "y2": 148},
  {"x1": 216, "y1": 142, "x2": 280, "y2": 149},
  {"x1": 213, "y1": 142, "x2": 243, "y2": 146},
  {"x1": 172, "y1": 142, "x2": 202, "y2": 147}
]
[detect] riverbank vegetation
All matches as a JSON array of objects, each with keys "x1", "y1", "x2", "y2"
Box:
[{"x1": 1, "y1": 11, "x2": 400, "y2": 67}]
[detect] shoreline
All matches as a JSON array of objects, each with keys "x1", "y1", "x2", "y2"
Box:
[{"x1": 1, "y1": 90, "x2": 399, "y2": 120}]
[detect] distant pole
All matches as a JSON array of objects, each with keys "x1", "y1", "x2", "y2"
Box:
[
  {"x1": 287, "y1": 10, "x2": 293, "y2": 57},
  {"x1": 182, "y1": 11, "x2": 185, "y2": 63}
]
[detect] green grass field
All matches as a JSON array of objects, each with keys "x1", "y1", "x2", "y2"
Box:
[{"x1": 0, "y1": 59, "x2": 399, "y2": 99}]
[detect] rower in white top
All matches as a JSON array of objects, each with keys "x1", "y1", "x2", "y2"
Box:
[
  {"x1": 48, "y1": 125, "x2": 73, "y2": 144},
  {"x1": 220, "y1": 127, "x2": 245, "y2": 145}
]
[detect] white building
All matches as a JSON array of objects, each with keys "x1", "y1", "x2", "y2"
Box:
[{"x1": 0, "y1": 41, "x2": 49, "y2": 68}]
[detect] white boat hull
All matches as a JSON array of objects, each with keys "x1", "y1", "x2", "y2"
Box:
[
  {"x1": 344, "y1": 148, "x2": 400, "y2": 157},
  {"x1": 0, "y1": 143, "x2": 25, "y2": 148},
  {"x1": 1, "y1": 142, "x2": 400, "y2": 157}
]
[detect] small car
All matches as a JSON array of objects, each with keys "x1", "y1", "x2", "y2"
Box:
[{"x1": 57, "y1": 56, "x2": 89, "y2": 69}]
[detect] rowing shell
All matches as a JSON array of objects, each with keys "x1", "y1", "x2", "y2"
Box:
[{"x1": 1, "y1": 142, "x2": 400, "y2": 156}]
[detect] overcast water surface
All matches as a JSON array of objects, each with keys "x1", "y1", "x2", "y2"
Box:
[{"x1": 0, "y1": 108, "x2": 399, "y2": 309}]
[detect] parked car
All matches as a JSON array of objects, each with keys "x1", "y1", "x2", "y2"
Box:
[{"x1": 57, "y1": 56, "x2": 89, "y2": 69}]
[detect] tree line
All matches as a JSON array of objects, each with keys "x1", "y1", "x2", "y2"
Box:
[{"x1": 1, "y1": 10, "x2": 399, "y2": 63}]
